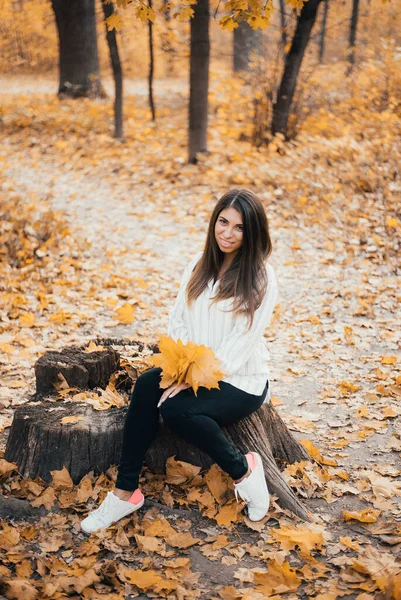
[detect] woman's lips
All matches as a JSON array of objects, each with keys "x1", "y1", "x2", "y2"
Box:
[{"x1": 220, "y1": 239, "x2": 233, "y2": 248}]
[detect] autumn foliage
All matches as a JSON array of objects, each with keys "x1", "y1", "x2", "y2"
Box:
[{"x1": 152, "y1": 336, "x2": 225, "y2": 394}]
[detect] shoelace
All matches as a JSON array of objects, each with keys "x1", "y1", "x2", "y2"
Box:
[
  {"x1": 91, "y1": 493, "x2": 117, "y2": 527},
  {"x1": 234, "y1": 488, "x2": 250, "y2": 504}
]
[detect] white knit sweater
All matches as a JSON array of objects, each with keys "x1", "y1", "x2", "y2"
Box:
[{"x1": 167, "y1": 252, "x2": 279, "y2": 397}]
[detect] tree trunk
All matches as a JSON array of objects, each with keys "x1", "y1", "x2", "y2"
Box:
[
  {"x1": 271, "y1": 0, "x2": 323, "y2": 137},
  {"x1": 233, "y1": 21, "x2": 260, "y2": 72},
  {"x1": 348, "y1": 0, "x2": 360, "y2": 70},
  {"x1": 188, "y1": 0, "x2": 210, "y2": 164},
  {"x1": 148, "y1": 0, "x2": 156, "y2": 121},
  {"x1": 51, "y1": 0, "x2": 102, "y2": 98},
  {"x1": 279, "y1": 0, "x2": 288, "y2": 49},
  {"x1": 102, "y1": 0, "x2": 123, "y2": 138},
  {"x1": 319, "y1": 0, "x2": 329, "y2": 64},
  {"x1": 5, "y1": 344, "x2": 311, "y2": 520}
]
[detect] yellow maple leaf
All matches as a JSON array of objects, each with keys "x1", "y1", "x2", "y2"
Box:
[
  {"x1": 271, "y1": 525, "x2": 326, "y2": 558},
  {"x1": 342, "y1": 508, "x2": 380, "y2": 523},
  {"x1": 254, "y1": 560, "x2": 301, "y2": 595},
  {"x1": 183, "y1": 341, "x2": 225, "y2": 394},
  {"x1": 105, "y1": 13, "x2": 124, "y2": 31},
  {"x1": 136, "y1": 5, "x2": 156, "y2": 23},
  {"x1": 152, "y1": 336, "x2": 225, "y2": 395},
  {"x1": 219, "y1": 16, "x2": 238, "y2": 32},
  {"x1": 247, "y1": 14, "x2": 271, "y2": 30},
  {"x1": 152, "y1": 336, "x2": 186, "y2": 387},
  {"x1": 115, "y1": 302, "x2": 135, "y2": 324},
  {"x1": 118, "y1": 567, "x2": 178, "y2": 594}
]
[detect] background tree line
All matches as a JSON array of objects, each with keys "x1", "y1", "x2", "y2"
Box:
[{"x1": 1, "y1": 0, "x2": 400, "y2": 162}]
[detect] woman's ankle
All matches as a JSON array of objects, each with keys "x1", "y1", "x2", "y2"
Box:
[
  {"x1": 234, "y1": 468, "x2": 251, "y2": 484},
  {"x1": 113, "y1": 488, "x2": 136, "y2": 501}
]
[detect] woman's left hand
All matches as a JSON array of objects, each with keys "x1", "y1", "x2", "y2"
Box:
[{"x1": 157, "y1": 382, "x2": 191, "y2": 408}]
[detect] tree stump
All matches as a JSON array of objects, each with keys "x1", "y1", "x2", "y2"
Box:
[
  {"x1": 34, "y1": 346, "x2": 120, "y2": 396},
  {"x1": 6, "y1": 342, "x2": 310, "y2": 520},
  {"x1": 5, "y1": 401, "x2": 127, "y2": 484}
]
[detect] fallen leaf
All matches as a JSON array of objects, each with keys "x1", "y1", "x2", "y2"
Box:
[
  {"x1": 165, "y1": 532, "x2": 200, "y2": 548},
  {"x1": 0, "y1": 524, "x2": 20, "y2": 550},
  {"x1": 50, "y1": 466, "x2": 74, "y2": 490},
  {"x1": 4, "y1": 579, "x2": 38, "y2": 600},
  {"x1": 165, "y1": 456, "x2": 201, "y2": 484},
  {"x1": 271, "y1": 524, "x2": 326, "y2": 558},
  {"x1": 31, "y1": 486, "x2": 56, "y2": 510},
  {"x1": 342, "y1": 508, "x2": 381, "y2": 523},
  {"x1": 254, "y1": 560, "x2": 302, "y2": 595},
  {"x1": 60, "y1": 415, "x2": 85, "y2": 425}
]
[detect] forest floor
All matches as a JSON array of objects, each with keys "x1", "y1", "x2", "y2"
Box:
[{"x1": 0, "y1": 66, "x2": 400, "y2": 599}]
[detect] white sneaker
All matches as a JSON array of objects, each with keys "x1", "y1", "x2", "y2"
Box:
[
  {"x1": 234, "y1": 452, "x2": 270, "y2": 521},
  {"x1": 80, "y1": 489, "x2": 144, "y2": 534}
]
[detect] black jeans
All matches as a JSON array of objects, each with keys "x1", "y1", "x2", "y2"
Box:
[{"x1": 116, "y1": 367, "x2": 268, "y2": 491}]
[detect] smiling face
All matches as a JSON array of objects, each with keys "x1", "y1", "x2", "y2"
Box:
[{"x1": 214, "y1": 206, "x2": 244, "y2": 257}]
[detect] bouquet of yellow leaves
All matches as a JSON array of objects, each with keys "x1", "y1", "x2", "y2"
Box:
[{"x1": 151, "y1": 336, "x2": 225, "y2": 395}]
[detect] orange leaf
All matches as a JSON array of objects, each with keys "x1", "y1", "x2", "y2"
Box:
[
  {"x1": 271, "y1": 525, "x2": 326, "y2": 558},
  {"x1": 254, "y1": 560, "x2": 301, "y2": 595},
  {"x1": 50, "y1": 466, "x2": 74, "y2": 490},
  {"x1": 342, "y1": 508, "x2": 381, "y2": 523},
  {"x1": 165, "y1": 456, "x2": 201, "y2": 484},
  {"x1": 152, "y1": 336, "x2": 225, "y2": 394}
]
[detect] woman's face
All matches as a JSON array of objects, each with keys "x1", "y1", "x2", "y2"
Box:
[{"x1": 214, "y1": 207, "x2": 243, "y2": 257}]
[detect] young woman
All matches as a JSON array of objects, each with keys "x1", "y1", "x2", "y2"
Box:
[{"x1": 81, "y1": 188, "x2": 278, "y2": 533}]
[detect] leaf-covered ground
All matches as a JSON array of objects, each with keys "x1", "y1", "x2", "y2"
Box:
[{"x1": 0, "y1": 59, "x2": 400, "y2": 599}]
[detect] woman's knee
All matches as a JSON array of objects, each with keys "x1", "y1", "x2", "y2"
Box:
[
  {"x1": 130, "y1": 368, "x2": 162, "y2": 401},
  {"x1": 160, "y1": 396, "x2": 191, "y2": 423}
]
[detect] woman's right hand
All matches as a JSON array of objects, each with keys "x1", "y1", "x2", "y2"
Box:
[{"x1": 157, "y1": 382, "x2": 191, "y2": 408}]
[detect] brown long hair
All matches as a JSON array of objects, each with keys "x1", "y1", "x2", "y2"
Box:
[{"x1": 187, "y1": 188, "x2": 273, "y2": 326}]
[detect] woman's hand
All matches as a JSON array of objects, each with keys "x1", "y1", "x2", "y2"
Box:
[{"x1": 157, "y1": 382, "x2": 191, "y2": 408}]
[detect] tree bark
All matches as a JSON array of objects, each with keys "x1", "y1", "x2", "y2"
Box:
[
  {"x1": 319, "y1": 0, "x2": 329, "y2": 64},
  {"x1": 233, "y1": 21, "x2": 260, "y2": 72},
  {"x1": 279, "y1": 0, "x2": 288, "y2": 49},
  {"x1": 271, "y1": 0, "x2": 323, "y2": 137},
  {"x1": 102, "y1": 0, "x2": 123, "y2": 138},
  {"x1": 188, "y1": 0, "x2": 210, "y2": 164},
  {"x1": 51, "y1": 0, "x2": 102, "y2": 98},
  {"x1": 348, "y1": 0, "x2": 360, "y2": 70},
  {"x1": 148, "y1": 0, "x2": 156, "y2": 121}
]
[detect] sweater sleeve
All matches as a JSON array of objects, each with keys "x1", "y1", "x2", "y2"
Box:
[
  {"x1": 167, "y1": 252, "x2": 202, "y2": 343},
  {"x1": 214, "y1": 264, "x2": 278, "y2": 376}
]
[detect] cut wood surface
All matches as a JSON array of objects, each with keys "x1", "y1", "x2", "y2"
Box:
[
  {"x1": 34, "y1": 346, "x2": 120, "y2": 396},
  {"x1": 6, "y1": 343, "x2": 310, "y2": 520}
]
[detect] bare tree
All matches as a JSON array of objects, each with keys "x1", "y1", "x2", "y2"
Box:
[
  {"x1": 52, "y1": 0, "x2": 102, "y2": 98},
  {"x1": 279, "y1": 0, "x2": 287, "y2": 49},
  {"x1": 348, "y1": 0, "x2": 360, "y2": 71},
  {"x1": 271, "y1": 0, "x2": 323, "y2": 137},
  {"x1": 319, "y1": 0, "x2": 329, "y2": 64},
  {"x1": 148, "y1": 0, "x2": 156, "y2": 121},
  {"x1": 102, "y1": 0, "x2": 123, "y2": 138},
  {"x1": 188, "y1": 0, "x2": 210, "y2": 163},
  {"x1": 233, "y1": 21, "x2": 260, "y2": 72}
]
